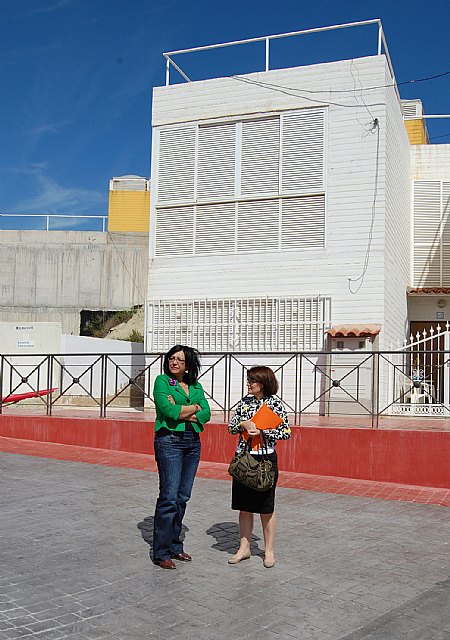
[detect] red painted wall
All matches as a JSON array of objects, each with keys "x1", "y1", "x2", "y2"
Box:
[{"x1": 1, "y1": 415, "x2": 449, "y2": 489}]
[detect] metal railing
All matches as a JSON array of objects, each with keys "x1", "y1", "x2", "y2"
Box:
[
  {"x1": 1, "y1": 349, "x2": 449, "y2": 426},
  {"x1": 163, "y1": 19, "x2": 398, "y2": 97},
  {"x1": 0, "y1": 213, "x2": 108, "y2": 232}
]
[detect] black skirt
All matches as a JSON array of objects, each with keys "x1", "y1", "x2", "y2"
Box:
[{"x1": 231, "y1": 451, "x2": 279, "y2": 514}]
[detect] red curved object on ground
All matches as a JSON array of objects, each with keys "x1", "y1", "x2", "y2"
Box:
[{"x1": 1, "y1": 388, "x2": 57, "y2": 405}]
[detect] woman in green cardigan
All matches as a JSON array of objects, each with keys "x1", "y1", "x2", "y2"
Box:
[{"x1": 152, "y1": 345, "x2": 211, "y2": 569}]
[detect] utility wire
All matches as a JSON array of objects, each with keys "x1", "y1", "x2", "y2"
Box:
[
  {"x1": 350, "y1": 58, "x2": 375, "y2": 127},
  {"x1": 429, "y1": 132, "x2": 450, "y2": 141},
  {"x1": 233, "y1": 68, "x2": 450, "y2": 96},
  {"x1": 347, "y1": 120, "x2": 381, "y2": 294},
  {"x1": 231, "y1": 74, "x2": 386, "y2": 109}
]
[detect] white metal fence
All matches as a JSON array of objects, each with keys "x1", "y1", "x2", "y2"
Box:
[
  {"x1": 0, "y1": 213, "x2": 107, "y2": 232},
  {"x1": 389, "y1": 323, "x2": 450, "y2": 417}
]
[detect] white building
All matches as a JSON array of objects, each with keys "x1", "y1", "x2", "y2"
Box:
[{"x1": 146, "y1": 20, "x2": 450, "y2": 357}]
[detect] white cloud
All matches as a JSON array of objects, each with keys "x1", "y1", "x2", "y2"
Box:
[
  {"x1": 10, "y1": 166, "x2": 106, "y2": 215},
  {"x1": 8, "y1": 0, "x2": 73, "y2": 19},
  {"x1": 29, "y1": 122, "x2": 67, "y2": 141}
]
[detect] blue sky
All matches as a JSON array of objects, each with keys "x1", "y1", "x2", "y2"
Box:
[{"x1": 1, "y1": 0, "x2": 449, "y2": 225}]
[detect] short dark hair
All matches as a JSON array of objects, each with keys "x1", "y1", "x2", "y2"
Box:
[
  {"x1": 247, "y1": 366, "x2": 278, "y2": 397},
  {"x1": 163, "y1": 344, "x2": 201, "y2": 385}
]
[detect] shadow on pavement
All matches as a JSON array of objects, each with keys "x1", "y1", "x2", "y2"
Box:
[
  {"x1": 206, "y1": 521, "x2": 264, "y2": 557},
  {"x1": 137, "y1": 515, "x2": 190, "y2": 561}
]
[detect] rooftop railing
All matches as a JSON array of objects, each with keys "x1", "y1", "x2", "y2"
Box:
[
  {"x1": 0, "y1": 213, "x2": 108, "y2": 232},
  {"x1": 163, "y1": 19, "x2": 397, "y2": 96}
]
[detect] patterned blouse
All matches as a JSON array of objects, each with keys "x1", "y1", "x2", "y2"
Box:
[{"x1": 228, "y1": 394, "x2": 291, "y2": 453}]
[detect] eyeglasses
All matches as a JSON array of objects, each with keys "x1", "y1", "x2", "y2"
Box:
[
  {"x1": 247, "y1": 380, "x2": 257, "y2": 386},
  {"x1": 169, "y1": 356, "x2": 185, "y2": 363}
]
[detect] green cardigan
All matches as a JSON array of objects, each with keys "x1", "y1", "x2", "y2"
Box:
[{"x1": 153, "y1": 373, "x2": 211, "y2": 433}]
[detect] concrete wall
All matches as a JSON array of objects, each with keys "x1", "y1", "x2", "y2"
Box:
[{"x1": 0, "y1": 230, "x2": 148, "y2": 335}]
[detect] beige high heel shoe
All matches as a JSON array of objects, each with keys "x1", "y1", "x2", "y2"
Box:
[
  {"x1": 263, "y1": 556, "x2": 276, "y2": 568},
  {"x1": 228, "y1": 552, "x2": 251, "y2": 564}
]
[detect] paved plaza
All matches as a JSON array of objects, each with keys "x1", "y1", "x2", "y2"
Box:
[{"x1": 1, "y1": 452, "x2": 450, "y2": 640}]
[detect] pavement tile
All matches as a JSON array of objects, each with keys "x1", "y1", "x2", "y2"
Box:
[
  {"x1": 2, "y1": 451, "x2": 450, "y2": 640},
  {"x1": 2, "y1": 628, "x2": 33, "y2": 639},
  {"x1": 21, "y1": 619, "x2": 63, "y2": 634},
  {"x1": 0, "y1": 625, "x2": 13, "y2": 633},
  {"x1": 53, "y1": 614, "x2": 83, "y2": 626},
  {"x1": 4, "y1": 617, "x2": 38, "y2": 629},
  {"x1": 33, "y1": 631, "x2": 68, "y2": 640}
]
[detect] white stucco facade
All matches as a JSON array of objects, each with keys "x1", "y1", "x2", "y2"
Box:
[{"x1": 147, "y1": 53, "x2": 414, "y2": 351}]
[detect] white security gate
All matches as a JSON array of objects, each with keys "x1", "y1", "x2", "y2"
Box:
[
  {"x1": 146, "y1": 295, "x2": 331, "y2": 353},
  {"x1": 389, "y1": 323, "x2": 450, "y2": 416}
]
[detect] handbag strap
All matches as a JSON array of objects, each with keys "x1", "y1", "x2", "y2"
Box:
[
  {"x1": 247, "y1": 431, "x2": 270, "y2": 459},
  {"x1": 259, "y1": 430, "x2": 270, "y2": 459},
  {"x1": 246, "y1": 434, "x2": 268, "y2": 458}
]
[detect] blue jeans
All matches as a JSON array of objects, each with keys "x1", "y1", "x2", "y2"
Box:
[{"x1": 153, "y1": 430, "x2": 201, "y2": 561}]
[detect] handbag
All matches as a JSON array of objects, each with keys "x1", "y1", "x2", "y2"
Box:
[{"x1": 228, "y1": 432, "x2": 275, "y2": 492}]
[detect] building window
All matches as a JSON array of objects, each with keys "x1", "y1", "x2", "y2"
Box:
[
  {"x1": 154, "y1": 108, "x2": 326, "y2": 256},
  {"x1": 413, "y1": 180, "x2": 450, "y2": 286}
]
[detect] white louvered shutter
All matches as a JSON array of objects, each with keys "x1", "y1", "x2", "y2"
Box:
[
  {"x1": 147, "y1": 295, "x2": 329, "y2": 352},
  {"x1": 197, "y1": 123, "x2": 236, "y2": 200},
  {"x1": 413, "y1": 181, "x2": 441, "y2": 286},
  {"x1": 240, "y1": 118, "x2": 280, "y2": 197},
  {"x1": 157, "y1": 127, "x2": 196, "y2": 203},
  {"x1": 442, "y1": 182, "x2": 450, "y2": 284},
  {"x1": 281, "y1": 109, "x2": 324, "y2": 195},
  {"x1": 195, "y1": 202, "x2": 236, "y2": 254},
  {"x1": 401, "y1": 101, "x2": 422, "y2": 118},
  {"x1": 155, "y1": 206, "x2": 194, "y2": 256},
  {"x1": 237, "y1": 200, "x2": 279, "y2": 252},
  {"x1": 281, "y1": 196, "x2": 325, "y2": 249}
]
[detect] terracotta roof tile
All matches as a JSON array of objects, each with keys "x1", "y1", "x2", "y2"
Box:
[
  {"x1": 325, "y1": 324, "x2": 381, "y2": 338},
  {"x1": 407, "y1": 287, "x2": 450, "y2": 295}
]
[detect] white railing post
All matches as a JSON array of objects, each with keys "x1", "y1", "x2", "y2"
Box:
[
  {"x1": 165, "y1": 56, "x2": 170, "y2": 86},
  {"x1": 377, "y1": 23, "x2": 382, "y2": 55},
  {"x1": 265, "y1": 38, "x2": 270, "y2": 71},
  {"x1": 444, "y1": 327, "x2": 450, "y2": 409}
]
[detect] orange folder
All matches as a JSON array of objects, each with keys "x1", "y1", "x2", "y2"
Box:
[{"x1": 241, "y1": 403, "x2": 283, "y2": 450}]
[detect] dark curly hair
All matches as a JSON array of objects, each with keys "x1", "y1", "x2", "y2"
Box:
[{"x1": 163, "y1": 345, "x2": 201, "y2": 385}]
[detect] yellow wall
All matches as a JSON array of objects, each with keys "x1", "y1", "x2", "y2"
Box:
[
  {"x1": 108, "y1": 191, "x2": 150, "y2": 232},
  {"x1": 404, "y1": 119, "x2": 429, "y2": 145}
]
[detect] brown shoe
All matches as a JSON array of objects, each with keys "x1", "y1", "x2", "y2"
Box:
[
  {"x1": 156, "y1": 559, "x2": 176, "y2": 569},
  {"x1": 172, "y1": 552, "x2": 192, "y2": 562}
]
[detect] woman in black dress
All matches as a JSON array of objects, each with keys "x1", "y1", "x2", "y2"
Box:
[{"x1": 228, "y1": 366, "x2": 290, "y2": 568}]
